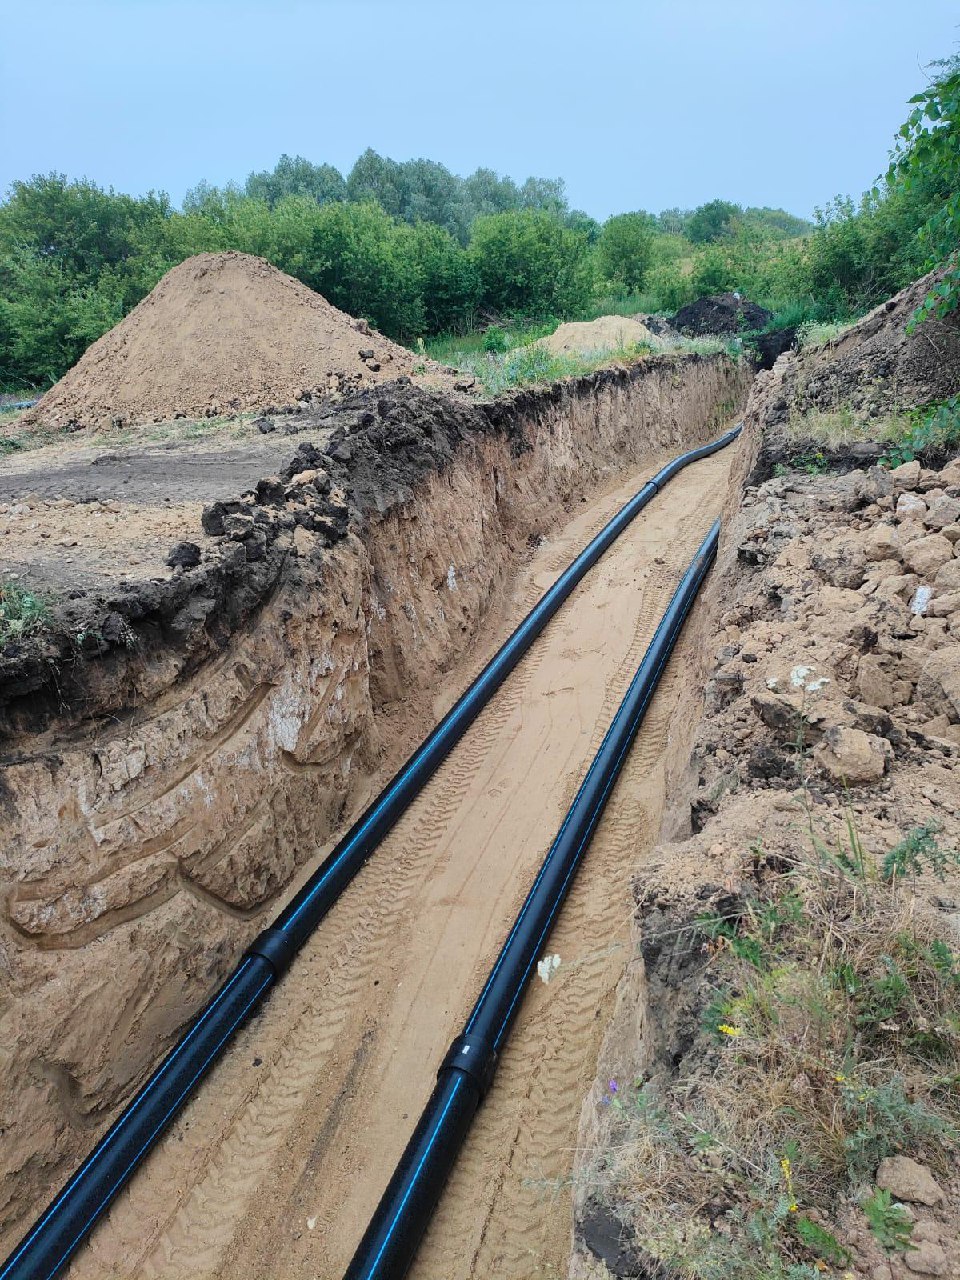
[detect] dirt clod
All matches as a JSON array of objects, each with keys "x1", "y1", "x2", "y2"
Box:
[
  {"x1": 165, "y1": 541, "x2": 202, "y2": 569},
  {"x1": 877, "y1": 1157, "x2": 945, "y2": 1207}
]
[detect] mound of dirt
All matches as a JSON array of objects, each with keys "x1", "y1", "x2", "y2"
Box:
[
  {"x1": 671, "y1": 292, "x2": 772, "y2": 337},
  {"x1": 22, "y1": 252, "x2": 455, "y2": 432},
  {"x1": 750, "y1": 265, "x2": 960, "y2": 430},
  {"x1": 538, "y1": 315, "x2": 659, "y2": 356}
]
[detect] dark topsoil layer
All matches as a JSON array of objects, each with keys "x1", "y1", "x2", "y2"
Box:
[
  {"x1": 672, "y1": 293, "x2": 772, "y2": 338},
  {"x1": 0, "y1": 359, "x2": 718, "y2": 739}
]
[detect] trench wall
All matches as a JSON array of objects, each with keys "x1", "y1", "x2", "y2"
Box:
[{"x1": 0, "y1": 355, "x2": 751, "y2": 1235}]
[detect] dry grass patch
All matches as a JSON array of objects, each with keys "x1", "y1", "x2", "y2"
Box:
[{"x1": 596, "y1": 824, "x2": 960, "y2": 1279}]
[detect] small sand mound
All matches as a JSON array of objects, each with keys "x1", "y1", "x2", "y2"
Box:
[
  {"x1": 24, "y1": 252, "x2": 453, "y2": 431},
  {"x1": 538, "y1": 315, "x2": 659, "y2": 357}
]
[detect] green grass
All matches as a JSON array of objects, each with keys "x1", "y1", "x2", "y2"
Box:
[
  {"x1": 437, "y1": 336, "x2": 739, "y2": 397},
  {"x1": 591, "y1": 823, "x2": 960, "y2": 1279},
  {"x1": 0, "y1": 581, "x2": 51, "y2": 643},
  {"x1": 424, "y1": 318, "x2": 560, "y2": 365},
  {"x1": 789, "y1": 396, "x2": 960, "y2": 464},
  {"x1": 795, "y1": 318, "x2": 858, "y2": 349},
  {"x1": 584, "y1": 291, "x2": 657, "y2": 319},
  {"x1": 455, "y1": 341, "x2": 652, "y2": 395}
]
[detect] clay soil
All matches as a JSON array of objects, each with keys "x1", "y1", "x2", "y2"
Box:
[{"x1": 50, "y1": 441, "x2": 740, "y2": 1280}]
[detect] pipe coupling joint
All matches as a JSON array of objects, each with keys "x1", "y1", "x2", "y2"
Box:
[
  {"x1": 440, "y1": 1033, "x2": 498, "y2": 1098},
  {"x1": 244, "y1": 926, "x2": 297, "y2": 977}
]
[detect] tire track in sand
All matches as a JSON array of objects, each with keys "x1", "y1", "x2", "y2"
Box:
[
  {"x1": 412, "y1": 499, "x2": 711, "y2": 1280},
  {"x1": 65, "y1": 443, "x2": 735, "y2": 1280}
]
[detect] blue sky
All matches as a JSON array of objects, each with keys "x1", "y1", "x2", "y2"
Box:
[{"x1": 1, "y1": 0, "x2": 957, "y2": 221}]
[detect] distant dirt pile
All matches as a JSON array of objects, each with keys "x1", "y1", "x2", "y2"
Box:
[
  {"x1": 23, "y1": 252, "x2": 454, "y2": 431},
  {"x1": 538, "y1": 316, "x2": 659, "y2": 357},
  {"x1": 671, "y1": 292, "x2": 772, "y2": 337}
]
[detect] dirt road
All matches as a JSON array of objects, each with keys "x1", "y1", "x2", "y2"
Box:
[{"x1": 64, "y1": 440, "x2": 738, "y2": 1280}]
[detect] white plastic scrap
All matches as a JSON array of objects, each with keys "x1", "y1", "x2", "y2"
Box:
[
  {"x1": 910, "y1": 585, "x2": 933, "y2": 616},
  {"x1": 537, "y1": 953, "x2": 562, "y2": 984}
]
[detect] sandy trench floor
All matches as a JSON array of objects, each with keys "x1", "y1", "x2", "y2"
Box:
[{"x1": 55, "y1": 440, "x2": 739, "y2": 1280}]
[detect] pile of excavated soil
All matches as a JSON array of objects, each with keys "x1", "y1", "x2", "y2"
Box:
[
  {"x1": 538, "y1": 315, "x2": 659, "y2": 356},
  {"x1": 21, "y1": 252, "x2": 456, "y2": 432},
  {"x1": 671, "y1": 292, "x2": 772, "y2": 336},
  {"x1": 752, "y1": 264, "x2": 960, "y2": 428}
]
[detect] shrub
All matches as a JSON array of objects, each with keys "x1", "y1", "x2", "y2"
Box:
[
  {"x1": 643, "y1": 261, "x2": 695, "y2": 312},
  {"x1": 882, "y1": 396, "x2": 960, "y2": 465},
  {"x1": 596, "y1": 211, "x2": 656, "y2": 291},
  {"x1": 469, "y1": 209, "x2": 595, "y2": 319}
]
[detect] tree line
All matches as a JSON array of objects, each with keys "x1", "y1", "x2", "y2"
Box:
[{"x1": 1, "y1": 55, "x2": 956, "y2": 393}]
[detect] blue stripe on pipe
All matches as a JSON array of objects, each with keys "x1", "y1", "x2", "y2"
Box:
[
  {"x1": 363, "y1": 1076, "x2": 464, "y2": 1280},
  {"x1": 41, "y1": 971, "x2": 273, "y2": 1280},
  {"x1": 0, "y1": 958, "x2": 258, "y2": 1278}
]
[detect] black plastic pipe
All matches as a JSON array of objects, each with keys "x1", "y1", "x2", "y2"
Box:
[
  {"x1": 1, "y1": 429, "x2": 738, "y2": 1280},
  {"x1": 344, "y1": 518, "x2": 722, "y2": 1280}
]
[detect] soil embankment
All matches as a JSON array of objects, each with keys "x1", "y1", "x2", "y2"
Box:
[
  {"x1": 0, "y1": 354, "x2": 750, "y2": 1253},
  {"x1": 752, "y1": 264, "x2": 960, "y2": 430},
  {"x1": 572, "y1": 450, "x2": 960, "y2": 1280}
]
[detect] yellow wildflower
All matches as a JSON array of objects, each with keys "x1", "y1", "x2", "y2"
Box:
[
  {"x1": 717, "y1": 1024, "x2": 743, "y2": 1037},
  {"x1": 780, "y1": 1156, "x2": 798, "y2": 1210}
]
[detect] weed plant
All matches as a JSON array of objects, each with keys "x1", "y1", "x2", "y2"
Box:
[
  {"x1": 594, "y1": 821, "x2": 960, "y2": 1278},
  {"x1": 882, "y1": 397, "x2": 960, "y2": 466},
  {"x1": 0, "y1": 581, "x2": 50, "y2": 643}
]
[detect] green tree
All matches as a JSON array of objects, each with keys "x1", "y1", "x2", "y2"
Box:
[
  {"x1": 0, "y1": 174, "x2": 170, "y2": 296},
  {"x1": 687, "y1": 199, "x2": 742, "y2": 244},
  {"x1": 302, "y1": 200, "x2": 425, "y2": 338},
  {"x1": 404, "y1": 222, "x2": 479, "y2": 334},
  {"x1": 889, "y1": 55, "x2": 960, "y2": 321},
  {"x1": 0, "y1": 251, "x2": 125, "y2": 386},
  {"x1": 518, "y1": 176, "x2": 568, "y2": 217},
  {"x1": 245, "y1": 154, "x2": 346, "y2": 207},
  {"x1": 346, "y1": 149, "x2": 407, "y2": 218},
  {"x1": 596, "y1": 211, "x2": 655, "y2": 290},
  {"x1": 469, "y1": 209, "x2": 594, "y2": 318},
  {"x1": 742, "y1": 206, "x2": 813, "y2": 238},
  {"x1": 566, "y1": 209, "x2": 601, "y2": 244},
  {"x1": 460, "y1": 167, "x2": 521, "y2": 220},
  {"x1": 656, "y1": 207, "x2": 692, "y2": 236}
]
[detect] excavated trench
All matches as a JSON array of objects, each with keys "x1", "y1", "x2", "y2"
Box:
[{"x1": 0, "y1": 354, "x2": 752, "y2": 1275}]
